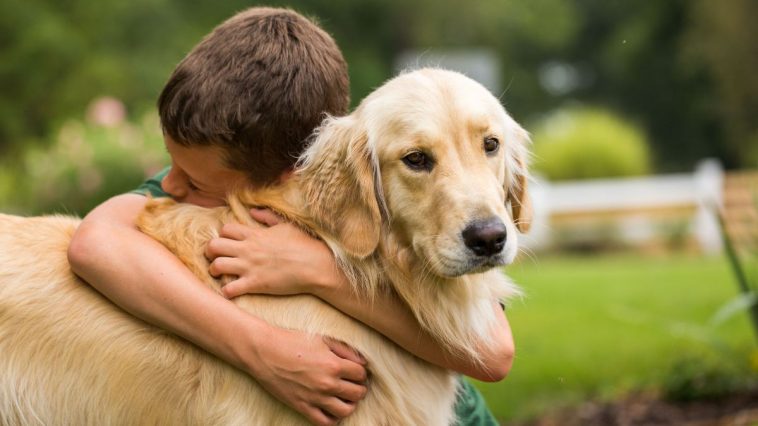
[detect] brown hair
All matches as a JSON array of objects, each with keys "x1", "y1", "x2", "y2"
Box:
[{"x1": 158, "y1": 7, "x2": 349, "y2": 186}]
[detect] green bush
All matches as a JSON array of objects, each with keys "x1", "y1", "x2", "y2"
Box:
[
  {"x1": 1, "y1": 112, "x2": 167, "y2": 216},
  {"x1": 531, "y1": 107, "x2": 652, "y2": 181},
  {"x1": 661, "y1": 351, "x2": 755, "y2": 402}
]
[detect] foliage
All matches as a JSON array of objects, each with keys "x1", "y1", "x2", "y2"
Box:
[
  {"x1": 0, "y1": 111, "x2": 167, "y2": 216},
  {"x1": 682, "y1": 0, "x2": 758, "y2": 168},
  {"x1": 531, "y1": 107, "x2": 651, "y2": 181},
  {"x1": 661, "y1": 350, "x2": 754, "y2": 402},
  {"x1": 717, "y1": 190, "x2": 758, "y2": 343},
  {"x1": 1, "y1": 0, "x2": 755, "y2": 171},
  {"x1": 0, "y1": 0, "x2": 194, "y2": 149}
]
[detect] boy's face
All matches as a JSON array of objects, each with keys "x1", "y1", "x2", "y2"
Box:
[{"x1": 161, "y1": 136, "x2": 249, "y2": 207}]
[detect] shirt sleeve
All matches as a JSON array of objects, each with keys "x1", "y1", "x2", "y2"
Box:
[
  {"x1": 453, "y1": 377, "x2": 499, "y2": 425},
  {"x1": 130, "y1": 167, "x2": 171, "y2": 198}
]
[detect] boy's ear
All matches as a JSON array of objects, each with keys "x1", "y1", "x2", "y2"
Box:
[
  {"x1": 505, "y1": 125, "x2": 532, "y2": 233},
  {"x1": 298, "y1": 116, "x2": 382, "y2": 258}
]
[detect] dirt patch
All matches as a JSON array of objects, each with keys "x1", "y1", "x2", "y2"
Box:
[{"x1": 512, "y1": 389, "x2": 758, "y2": 426}]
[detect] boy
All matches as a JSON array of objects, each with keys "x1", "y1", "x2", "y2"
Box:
[{"x1": 68, "y1": 7, "x2": 511, "y2": 426}]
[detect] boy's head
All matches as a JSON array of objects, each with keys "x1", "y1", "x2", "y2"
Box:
[{"x1": 158, "y1": 7, "x2": 349, "y2": 191}]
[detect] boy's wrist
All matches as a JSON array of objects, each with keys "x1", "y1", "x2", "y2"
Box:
[
  {"x1": 229, "y1": 315, "x2": 273, "y2": 376},
  {"x1": 311, "y1": 270, "x2": 353, "y2": 310},
  {"x1": 307, "y1": 264, "x2": 348, "y2": 301}
]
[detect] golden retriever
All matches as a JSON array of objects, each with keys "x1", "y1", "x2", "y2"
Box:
[{"x1": 0, "y1": 68, "x2": 531, "y2": 425}]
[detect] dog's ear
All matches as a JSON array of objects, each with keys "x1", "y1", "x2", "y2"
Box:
[
  {"x1": 298, "y1": 116, "x2": 382, "y2": 259},
  {"x1": 505, "y1": 124, "x2": 533, "y2": 233}
]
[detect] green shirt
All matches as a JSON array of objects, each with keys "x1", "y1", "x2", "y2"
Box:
[
  {"x1": 132, "y1": 167, "x2": 171, "y2": 197},
  {"x1": 133, "y1": 168, "x2": 500, "y2": 425}
]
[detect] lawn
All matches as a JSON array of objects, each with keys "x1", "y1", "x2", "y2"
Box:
[{"x1": 473, "y1": 253, "x2": 756, "y2": 423}]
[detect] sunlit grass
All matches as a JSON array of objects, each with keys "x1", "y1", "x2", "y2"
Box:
[{"x1": 473, "y1": 253, "x2": 755, "y2": 422}]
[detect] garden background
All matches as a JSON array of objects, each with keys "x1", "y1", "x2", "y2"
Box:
[{"x1": 1, "y1": 0, "x2": 756, "y2": 423}]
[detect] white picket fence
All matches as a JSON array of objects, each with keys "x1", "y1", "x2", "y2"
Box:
[{"x1": 523, "y1": 159, "x2": 725, "y2": 254}]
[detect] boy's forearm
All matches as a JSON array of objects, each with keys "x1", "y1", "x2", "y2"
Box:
[
  {"x1": 68, "y1": 196, "x2": 262, "y2": 372},
  {"x1": 315, "y1": 280, "x2": 514, "y2": 382}
]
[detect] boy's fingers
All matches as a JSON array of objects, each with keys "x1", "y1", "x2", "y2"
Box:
[
  {"x1": 220, "y1": 277, "x2": 257, "y2": 298},
  {"x1": 204, "y1": 237, "x2": 242, "y2": 260},
  {"x1": 249, "y1": 208, "x2": 283, "y2": 227},
  {"x1": 324, "y1": 337, "x2": 367, "y2": 366},
  {"x1": 220, "y1": 281, "x2": 242, "y2": 298},
  {"x1": 319, "y1": 397, "x2": 357, "y2": 420},
  {"x1": 335, "y1": 381, "x2": 368, "y2": 403},
  {"x1": 209, "y1": 257, "x2": 244, "y2": 278},
  {"x1": 218, "y1": 223, "x2": 252, "y2": 240},
  {"x1": 307, "y1": 408, "x2": 337, "y2": 426},
  {"x1": 339, "y1": 360, "x2": 368, "y2": 384}
]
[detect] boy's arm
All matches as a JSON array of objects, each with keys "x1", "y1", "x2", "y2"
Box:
[
  {"x1": 317, "y1": 284, "x2": 514, "y2": 382},
  {"x1": 67, "y1": 194, "x2": 368, "y2": 426},
  {"x1": 208, "y1": 211, "x2": 515, "y2": 382}
]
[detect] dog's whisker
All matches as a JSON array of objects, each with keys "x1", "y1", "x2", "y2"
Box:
[{"x1": 518, "y1": 246, "x2": 539, "y2": 267}]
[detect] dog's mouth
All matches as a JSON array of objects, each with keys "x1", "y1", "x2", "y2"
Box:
[
  {"x1": 468, "y1": 254, "x2": 508, "y2": 273},
  {"x1": 427, "y1": 251, "x2": 508, "y2": 278}
]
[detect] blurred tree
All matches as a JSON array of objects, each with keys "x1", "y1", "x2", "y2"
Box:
[
  {"x1": 541, "y1": 0, "x2": 757, "y2": 170},
  {"x1": 683, "y1": 0, "x2": 758, "y2": 167},
  {"x1": 0, "y1": 0, "x2": 195, "y2": 150},
  {"x1": 0, "y1": 0, "x2": 754, "y2": 172},
  {"x1": 538, "y1": 0, "x2": 714, "y2": 171}
]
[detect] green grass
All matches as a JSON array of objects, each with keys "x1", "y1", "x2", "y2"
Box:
[{"x1": 473, "y1": 253, "x2": 756, "y2": 423}]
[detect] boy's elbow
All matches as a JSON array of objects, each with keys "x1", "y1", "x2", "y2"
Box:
[
  {"x1": 68, "y1": 194, "x2": 146, "y2": 272},
  {"x1": 474, "y1": 338, "x2": 515, "y2": 383},
  {"x1": 67, "y1": 222, "x2": 106, "y2": 274}
]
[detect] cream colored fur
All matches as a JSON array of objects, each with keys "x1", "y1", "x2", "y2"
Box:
[{"x1": 0, "y1": 68, "x2": 531, "y2": 425}]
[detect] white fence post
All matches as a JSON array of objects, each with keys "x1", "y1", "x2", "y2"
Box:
[
  {"x1": 693, "y1": 158, "x2": 724, "y2": 254},
  {"x1": 522, "y1": 175, "x2": 551, "y2": 251}
]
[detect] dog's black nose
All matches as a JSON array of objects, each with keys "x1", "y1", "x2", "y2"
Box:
[{"x1": 462, "y1": 218, "x2": 507, "y2": 257}]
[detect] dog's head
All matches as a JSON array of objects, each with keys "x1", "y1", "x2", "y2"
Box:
[{"x1": 298, "y1": 68, "x2": 531, "y2": 277}]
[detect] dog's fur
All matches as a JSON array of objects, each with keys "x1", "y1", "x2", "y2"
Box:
[{"x1": 0, "y1": 68, "x2": 531, "y2": 425}]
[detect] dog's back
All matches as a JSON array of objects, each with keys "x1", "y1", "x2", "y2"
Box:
[
  {"x1": 0, "y1": 212, "x2": 457, "y2": 425},
  {"x1": 0, "y1": 214, "x2": 258, "y2": 425}
]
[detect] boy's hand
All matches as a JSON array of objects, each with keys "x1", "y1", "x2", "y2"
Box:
[
  {"x1": 244, "y1": 326, "x2": 368, "y2": 426},
  {"x1": 205, "y1": 208, "x2": 347, "y2": 299}
]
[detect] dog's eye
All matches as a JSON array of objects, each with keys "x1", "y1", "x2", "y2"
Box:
[
  {"x1": 402, "y1": 151, "x2": 433, "y2": 171},
  {"x1": 484, "y1": 137, "x2": 500, "y2": 154}
]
